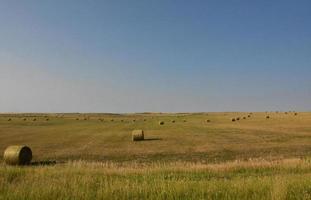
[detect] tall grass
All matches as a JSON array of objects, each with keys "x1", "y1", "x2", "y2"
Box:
[{"x1": 0, "y1": 158, "x2": 310, "y2": 200}]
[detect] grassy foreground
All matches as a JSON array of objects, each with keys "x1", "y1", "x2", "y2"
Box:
[
  {"x1": 1, "y1": 159, "x2": 311, "y2": 200},
  {"x1": 0, "y1": 112, "x2": 311, "y2": 199}
]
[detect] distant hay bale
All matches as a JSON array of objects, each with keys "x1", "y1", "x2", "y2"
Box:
[
  {"x1": 143, "y1": 119, "x2": 146, "y2": 121},
  {"x1": 285, "y1": 112, "x2": 288, "y2": 114},
  {"x1": 121, "y1": 119, "x2": 124, "y2": 122},
  {"x1": 171, "y1": 120, "x2": 175, "y2": 123},
  {"x1": 159, "y1": 121, "x2": 164, "y2": 125},
  {"x1": 33, "y1": 118, "x2": 36, "y2": 121},
  {"x1": 3, "y1": 145, "x2": 32, "y2": 165},
  {"x1": 243, "y1": 117, "x2": 246, "y2": 119},
  {"x1": 236, "y1": 117, "x2": 240, "y2": 121},
  {"x1": 248, "y1": 115, "x2": 251, "y2": 118},
  {"x1": 111, "y1": 119, "x2": 114, "y2": 122},
  {"x1": 8, "y1": 118, "x2": 12, "y2": 121},
  {"x1": 266, "y1": 116, "x2": 270, "y2": 119},
  {"x1": 183, "y1": 120, "x2": 187, "y2": 122},
  {"x1": 84, "y1": 118, "x2": 87, "y2": 120},
  {"x1": 46, "y1": 118, "x2": 49, "y2": 121},
  {"x1": 294, "y1": 113, "x2": 298, "y2": 116},
  {"x1": 76, "y1": 118, "x2": 79, "y2": 121},
  {"x1": 23, "y1": 118, "x2": 27, "y2": 121},
  {"x1": 133, "y1": 119, "x2": 136, "y2": 122},
  {"x1": 206, "y1": 119, "x2": 211, "y2": 123},
  {"x1": 231, "y1": 118, "x2": 236, "y2": 122},
  {"x1": 132, "y1": 130, "x2": 144, "y2": 141}
]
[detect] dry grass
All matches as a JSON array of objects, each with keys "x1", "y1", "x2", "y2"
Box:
[{"x1": 0, "y1": 158, "x2": 310, "y2": 200}]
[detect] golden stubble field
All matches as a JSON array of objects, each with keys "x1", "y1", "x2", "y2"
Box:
[{"x1": 0, "y1": 112, "x2": 310, "y2": 200}]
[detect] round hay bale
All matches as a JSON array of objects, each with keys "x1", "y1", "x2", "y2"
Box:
[
  {"x1": 294, "y1": 113, "x2": 298, "y2": 116},
  {"x1": 111, "y1": 119, "x2": 114, "y2": 122},
  {"x1": 76, "y1": 118, "x2": 79, "y2": 120},
  {"x1": 121, "y1": 119, "x2": 124, "y2": 122},
  {"x1": 159, "y1": 121, "x2": 164, "y2": 125},
  {"x1": 132, "y1": 119, "x2": 136, "y2": 122},
  {"x1": 266, "y1": 116, "x2": 270, "y2": 119},
  {"x1": 143, "y1": 119, "x2": 146, "y2": 121},
  {"x1": 132, "y1": 130, "x2": 144, "y2": 141},
  {"x1": 8, "y1": 118, "x2": 12, "y2": 121},
  {"x1": 285, "y1": 112, "x2": 288, "y2": 114},
  {"x1": 206, "y1": 119, "x2": 211, "y2": 123},
  {"x1": 231, "y1": 118, "x2": 236, "y2": 122},
  {"x1": 247, "y1": 115, "x2": 251, "y2": 118},
  {"x1": 23, "y1": 118, "x2": 27, "y2": 121},
  {"x1": 46, "y1": 118, "x2": 49, "y2": 121},
  {"x1": 183, "y1": 120, "x2": 187, "y2": 122},
  {"x1": 3, "y1": 145, "x2": 32, "y2": 165},
  {"x1": 171, "y1": 120, "x2": 175, "y2": 123},
  {"x1": 236, "y1": 117, "x2": 240, "y2": 121},
  {"x1": 33, "y1": 118, "x2": 36, "y2": 121}
]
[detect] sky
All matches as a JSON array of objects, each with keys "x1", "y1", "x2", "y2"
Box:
[{"x1": 0, "y1": 0, "x2": 310, "y2": 113}]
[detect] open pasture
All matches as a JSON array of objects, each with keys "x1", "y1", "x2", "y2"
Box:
[{"x1": 0, "y1": 112, "x2": 311, "y2": 199}]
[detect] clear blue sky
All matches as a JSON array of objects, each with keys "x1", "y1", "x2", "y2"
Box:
[{"x1": 0, "y1": 0, "x2": 310, "y2": 113}]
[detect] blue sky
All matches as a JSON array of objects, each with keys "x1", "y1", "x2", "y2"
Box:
[{"x1": 0, "y1": 0, "x2": 310, "y2": 112}]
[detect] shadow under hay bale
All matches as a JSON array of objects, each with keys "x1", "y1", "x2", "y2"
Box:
[
  {"x1": 132, "y1": 130, "x2": 144, "y2": 141},
  {"x1": 31, "y1": 160, "x2": 57, "y2": 166},
  {"x1": 4, "y1": 145, "x2": 32, "y2": 165},
  {"x1": 144, "y1": 138, "x2": 162, "y2": 141}
]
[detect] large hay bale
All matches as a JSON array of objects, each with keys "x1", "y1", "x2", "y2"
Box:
[
  {"x1": 132, "y1": 130, "x2": 144, "y2": 141},
  {"x1": 266, "y1": 116, "x2": 270, "y2": 119},
  {"x1": 159, "y1": 121, "x2": 164, "y2": 125},
  {"x1": 231, "y1": 118, "x2": 236, "y2": 122},
  {"x1": 243, "y1": 117, "x2": 246, "y2": 120},
  {"x1": 294, "y1": 113, "x2": 298, "y2": 116},
  {"x1": 206, "y1": 119, "x2": 211, "y2": 123},
  {"x1": 3, "y1": 145, "x2": 32, "y2": 165},
  {"x1": 236, "y1": 117, "x2": 240, "y2": 121},
  {"x1": 8, "y1": 118, "x2": 12, "y2": 121},
  {"x1": 171, "y1": 120, "x2": 175, "y2": 123}
]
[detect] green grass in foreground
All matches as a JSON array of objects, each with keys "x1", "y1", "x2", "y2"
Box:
[{"x1": 1, "y1": 158, "x2": 311, "y2": 200}]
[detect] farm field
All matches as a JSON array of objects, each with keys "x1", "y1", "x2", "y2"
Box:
[{"x1": 0, "y1": 112, "x2": 311, "y2": 199}]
